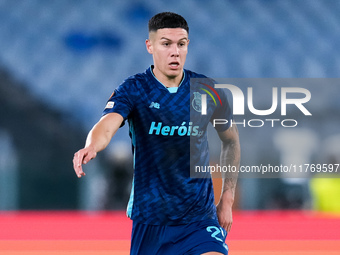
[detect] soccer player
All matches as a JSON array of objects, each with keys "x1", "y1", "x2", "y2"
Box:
[{"x1": 73, "y1": 12, "x2": 240, "y2": 255}]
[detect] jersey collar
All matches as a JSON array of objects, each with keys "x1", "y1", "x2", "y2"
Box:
[{"x1": 148, "y1": 65, "x2": 186, "y2": 93}]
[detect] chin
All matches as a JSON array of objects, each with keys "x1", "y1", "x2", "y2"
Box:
[
  {"x1": 167, "y1": 74, "x2": 180, "y2": 80},
  {"x1": 167, "y1": 69, "x2": 182, "y2": 78}
]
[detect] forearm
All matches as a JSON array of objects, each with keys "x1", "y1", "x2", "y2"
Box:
[
  {"x1": 219, "y1": 126, "x2": 241, "y2": 205},
  {"x1": 73, "y1": 113, "x2": 123, "y2": 178},
  {"x1": 84, "y1": 113, "x2": 123, "y2": 153},
  {"x1": 85, "y1": 123, "x2": 113, "y2": 153},
  {"x1": 215, "y1": 125, "x2": 240, "y2": 231}
]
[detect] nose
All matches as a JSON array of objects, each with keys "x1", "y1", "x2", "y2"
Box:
[{"x1": 171, "y1": 44, "x2": 180, "y2": 57}]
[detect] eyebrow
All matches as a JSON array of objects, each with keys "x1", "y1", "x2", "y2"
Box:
[{"x1": 160, "y1": 37, "x2": 188, "y2": 41}]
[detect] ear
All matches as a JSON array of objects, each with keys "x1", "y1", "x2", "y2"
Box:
[{"x1": 145, "y1": 39, "x2": 153, "y2": 54}]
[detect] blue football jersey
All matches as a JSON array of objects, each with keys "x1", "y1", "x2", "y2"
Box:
[{"x1": 103, "y1": 66, "x2": 232, "y2": 225}]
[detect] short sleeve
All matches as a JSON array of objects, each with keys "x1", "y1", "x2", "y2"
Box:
[{"x1": 102, "y1": 80, "x2": 135, "y2": 125}]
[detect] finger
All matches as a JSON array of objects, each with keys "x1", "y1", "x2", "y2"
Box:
[
  {"x1": 226, "y1": 222, "x2": 232, "y2": 233},
  {"x1": 72, "y1": 153, "x2": 80, "y2": 172},
  {"x1": 83, "y1": 151, "x2": 96, "y2": 165},
  {"x1": 73, "y1": 157, "x2": 82, "y2": 178},
  {"x1": 73, "y1": 151, "x2": 86, "y2": 178},
  {"x1": 219, "y1": 220, "x2": 226, "y2": 231}
]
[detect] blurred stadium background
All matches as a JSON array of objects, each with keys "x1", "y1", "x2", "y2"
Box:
[
  {"x1": 1, "y1": 0, "x2": 340, "y2": 251},
  {"x1": 1, "y1": 0, "x2": 340, "y2": 212}
]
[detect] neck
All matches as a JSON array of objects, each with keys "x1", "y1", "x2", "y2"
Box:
[{"x1": 152, "y1": 66, "x2": 183, "y2": 88}]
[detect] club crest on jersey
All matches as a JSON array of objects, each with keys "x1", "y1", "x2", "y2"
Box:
[{"x1": 192, "y1": 92, "x2": 202, "y2": 112}]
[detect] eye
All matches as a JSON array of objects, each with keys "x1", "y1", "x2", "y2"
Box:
[
  {"x1": 179, "y1": 41, "x2": 186, "y2": 47},
  {"x1": 162, "y1": 42, "x2": 170, "y2": 46}
]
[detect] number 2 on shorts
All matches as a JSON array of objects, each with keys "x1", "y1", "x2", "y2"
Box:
[{"x1": 206, "y1": 226, "x2": 225, "y2": 242}]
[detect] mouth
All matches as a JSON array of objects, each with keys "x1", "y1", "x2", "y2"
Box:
[{"x1": 169, "y1": 61, "x2": 180, "y2": 69}]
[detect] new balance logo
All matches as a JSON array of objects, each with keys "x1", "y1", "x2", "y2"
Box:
[{"x1": 149, "y1": 102, "x2": 160, "y2": 109}]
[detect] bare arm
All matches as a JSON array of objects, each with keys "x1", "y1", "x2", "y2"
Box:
[
  {"x1": 216, "y1": 124, "x2": 241, "y2": 232},
  {"x1": 73, "y1": 113, "x2": 124, "y2": 178}
]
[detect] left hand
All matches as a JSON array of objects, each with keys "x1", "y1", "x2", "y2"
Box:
[{"x1": 216, "y1": 201, "x2": 233, "y2": 233}]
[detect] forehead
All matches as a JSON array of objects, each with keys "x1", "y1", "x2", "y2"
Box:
[{"x1": 150, "y1": 28, "x2": 188, "y2": 40}]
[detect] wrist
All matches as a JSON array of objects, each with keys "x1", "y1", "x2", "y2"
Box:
[
  {"x1": 84, "y1": 143, "x2": 98, "y2": 154},
  {"x1": 220, "y1": 190, "x2": 235, "y2": 206}
]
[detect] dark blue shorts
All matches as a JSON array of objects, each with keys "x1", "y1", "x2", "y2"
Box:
[{"x1": 130, "y1": 219, "x2": 229, "y2": 255}]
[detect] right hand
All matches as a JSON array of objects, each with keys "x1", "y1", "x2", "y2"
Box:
[{"x1": 72, "y1": 146, "x2": 97, "y2": 178}]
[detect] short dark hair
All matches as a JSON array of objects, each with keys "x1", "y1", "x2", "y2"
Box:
[{"x1": 148, "y1": 12, "x2": 189, "y2": 34}]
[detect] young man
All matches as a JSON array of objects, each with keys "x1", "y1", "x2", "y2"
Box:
[{"x1": 73, "y1": 12, "x2": 240, "y2": 255}]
